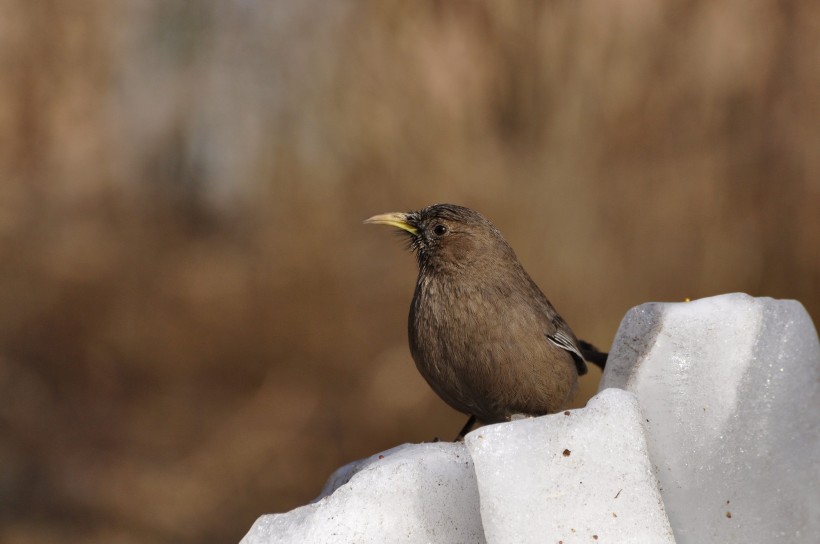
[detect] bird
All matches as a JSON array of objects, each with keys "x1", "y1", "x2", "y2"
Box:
[{"x1": 365, "y1": 204, "x2": 607, "y2": 439}]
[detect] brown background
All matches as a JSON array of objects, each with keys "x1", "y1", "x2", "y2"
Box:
[{"x1": 1, "y1": 1, "x2": 818, "y2": 542}]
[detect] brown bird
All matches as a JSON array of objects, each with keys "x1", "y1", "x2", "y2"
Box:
[{"x1": 365, "y1": 204, "x2": 606, "y2": 438}]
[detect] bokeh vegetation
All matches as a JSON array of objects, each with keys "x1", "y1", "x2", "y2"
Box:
[{"x1": 1, "y1": 1, "x2": 818, "y2": 542}]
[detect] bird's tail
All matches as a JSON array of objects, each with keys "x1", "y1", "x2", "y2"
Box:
[{"x1": 578, "y1": 340, "x2": 608, "y2": 369}]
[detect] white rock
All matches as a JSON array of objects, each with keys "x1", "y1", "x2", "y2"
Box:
[
  {"x1": 242, "y1": 293, "x2": 820, "y2": 544},
  {"x1": 600, "y1": 293, "x2": 820, "y2": 543},
  {"x1": 240, "y1": 442, "x2": 484, "y2": 544},
  {"x1": 465, "y1": 388, "x2": 675, "y2": 544}
]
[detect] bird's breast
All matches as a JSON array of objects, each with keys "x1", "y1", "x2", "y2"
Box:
[
  {"x1": 408, "y1": 275, "x2": 578, "y2": 420},
  {"x1": 409, "y1": 277, "x2": 537, "y2": 378}
]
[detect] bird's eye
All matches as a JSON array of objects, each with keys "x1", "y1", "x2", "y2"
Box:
[{"x1": 433, "y1": 224, "x2": 448, "y2": 236}]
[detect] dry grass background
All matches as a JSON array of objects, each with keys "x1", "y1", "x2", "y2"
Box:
[{"x1": 0, "y1": 0, "x2": 818, "y2": 542}]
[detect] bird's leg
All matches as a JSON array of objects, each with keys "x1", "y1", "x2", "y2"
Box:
[{"x1": 454, "y1": 415, "x2": 477, "y2": 441}]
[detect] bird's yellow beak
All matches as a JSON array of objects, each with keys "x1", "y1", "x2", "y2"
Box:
[{"x1": 364, "y1": 212, "x2": 418, "y2": 235}]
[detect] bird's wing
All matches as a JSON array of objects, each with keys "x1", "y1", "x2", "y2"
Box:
[{"x1": 546, "y1": 328, "x2": 589, "y2": 376}]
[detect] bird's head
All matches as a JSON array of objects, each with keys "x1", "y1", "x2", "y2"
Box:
[{"x1": 365, "y1": 204, "x2": 514, "y2": 272}]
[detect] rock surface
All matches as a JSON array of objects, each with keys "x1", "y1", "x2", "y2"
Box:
[
  {"x1": 242, "y1": 294, "x2": 820, "y2": 544},
  {"x1": 241, "y1": 443, "x2": 484, "y2": 544},
  {"x1": 600, "y1": 293, "x2": 820, "y2": 543},
  {"x1": 466, "y1": 388, "x2": 674, "y2": 544}
]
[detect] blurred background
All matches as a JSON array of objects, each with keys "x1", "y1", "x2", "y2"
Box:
[{"x1": 1, "y1": 0, "x2": 818, "y2": 542}]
